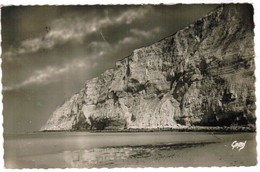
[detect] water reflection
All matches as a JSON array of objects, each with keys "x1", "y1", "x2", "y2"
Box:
[
  {"x1": 63, "y1": 147, "x2": 146, "y2": 167},
  {"x1": 62, "y1": 142, "x2": 211, "y2": 168}
]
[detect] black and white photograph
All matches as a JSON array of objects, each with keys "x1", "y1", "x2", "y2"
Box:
[{"x1": 1, "y1": 2, "x2": 257, "y2": 169}]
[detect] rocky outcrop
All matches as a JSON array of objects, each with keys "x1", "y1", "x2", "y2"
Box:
[{"x1": 41, "y1": 4, "x2": 255, "y2": 131}]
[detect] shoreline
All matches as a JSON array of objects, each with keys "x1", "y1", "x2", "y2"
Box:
[{"x1": 39, "y1": 125, "x2": 256, "y2": 133}]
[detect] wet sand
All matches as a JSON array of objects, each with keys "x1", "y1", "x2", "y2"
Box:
[{"x1": 4, "y1": 132, "x2": 256, "y2": 168}]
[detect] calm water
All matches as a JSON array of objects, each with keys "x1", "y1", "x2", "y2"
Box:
[{"x1": 4, "y1": 132, "x2": 257, "y2": 168}]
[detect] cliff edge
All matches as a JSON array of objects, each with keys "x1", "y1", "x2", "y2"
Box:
[{"x1": 41, "y1": 4, "x2": 255, "y2": 131}]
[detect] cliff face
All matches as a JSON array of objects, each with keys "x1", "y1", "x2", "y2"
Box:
[{"x1": 41, "y1": 4, "x2": 255, "y2": 131}]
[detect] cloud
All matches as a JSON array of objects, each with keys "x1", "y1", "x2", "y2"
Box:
[
  {"x1": 3, "y1": 59, "x2": 90, "y2": 91},
  {"x1": 4, "y1": 6, "x2": 152, "y2": 57},
  {"x1": 83, "y1": 27, "x2": 162, "y2": 60},
  {"x1": 87, "y1": 41, "x2": 112, "y2": 58},
  {"x1": 114, "y1": 6, "x2": 152, "y2": 24},
  {"x1": 130, "y1": 27, "x2": 161, "y2": 38},
  {"x1": 117, "y1": 27, "x2": 162, "y2": 46}
]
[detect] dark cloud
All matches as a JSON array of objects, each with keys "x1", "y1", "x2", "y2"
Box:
[{"x1": 2, "y1": 4, "x2": 218, "y2": 133}]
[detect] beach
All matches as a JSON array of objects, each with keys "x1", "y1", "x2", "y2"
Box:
[{"x1": 4, "y1": 132, "x2": 256, "y2": 168}]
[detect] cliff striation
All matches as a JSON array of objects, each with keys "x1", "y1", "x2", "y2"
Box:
[{"x1": 41, "y1": 4, "x2": 255, "y2": 131}]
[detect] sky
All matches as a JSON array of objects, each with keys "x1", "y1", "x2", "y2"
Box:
[{"x1": 1, "y1": 4, "x2": 218, "y2": 133}]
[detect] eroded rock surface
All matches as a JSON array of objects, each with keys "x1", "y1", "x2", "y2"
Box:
[{"x1": 41, "y1": 4, "x2": 255, "y2": 131}]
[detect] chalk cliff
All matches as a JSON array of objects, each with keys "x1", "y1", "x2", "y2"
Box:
[{"x1": 41, "y1": 4, "x2": 255, "y2": 131}]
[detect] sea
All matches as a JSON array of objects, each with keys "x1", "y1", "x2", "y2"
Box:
[{"x1": 4, "y1": 131, "x2": 257, "y2": 168}]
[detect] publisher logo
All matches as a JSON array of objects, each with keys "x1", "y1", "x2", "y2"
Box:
[{"x1": 231, "y1": 141, "x2": 247, "y2": 151}]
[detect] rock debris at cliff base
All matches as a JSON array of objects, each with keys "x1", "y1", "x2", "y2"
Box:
[{"x1": 41, "y1": 4, "x2": 255, "y2": 131}]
